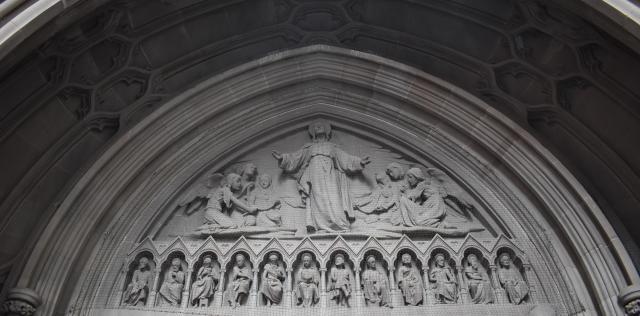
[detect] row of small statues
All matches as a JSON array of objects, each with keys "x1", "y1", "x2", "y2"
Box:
[{"x1": 122, "y1": 251, "x2": 529, "y2": 308}]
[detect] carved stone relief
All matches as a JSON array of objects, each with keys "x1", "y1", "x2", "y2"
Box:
[
  {"x1": 2, "y1": 4, "x2": 640, "y2": 303},
  {"x1": 162, "y1": 120, "x2": 490, "y2": 240},
  {"x1": 111, "y1": 115, "x2": 544, "y2": 314}
]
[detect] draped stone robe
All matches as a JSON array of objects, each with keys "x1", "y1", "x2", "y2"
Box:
[
  {"x1": 278, "y1": 141, "x2": 364, "y2": 232},
  {"x1": 123, "y1": 268, "x2": 153, "y2": 306},
  {"x1": 295, "y1": 266, "x2": 320, "y2": 307},
  {"x1": 498, "y1": 266, "x2": 529, "y2": 304},
  {"x1": 158, "y1": 269, "x2": 185, "y2": 306},
  {"x1": 225, "y1": 265, "x2": 252, "y2": 305},
  {"x1": 396, "y1": 263, "x2": 424, "y2": 306},
  {"x1": 465, "y1": 265, "x2": 494, "y2": 304},
  {"x1": 398, "y1": 181, "x2": 446, "y2": 227},
  {"x1": 190, "y1": 265, "x2": 219, "y2": 305},
  {"x1": 430, "y1": 265, "x2": 457, "y2": 303},
  {"x1": 260, "y1": 262, "x2": 285, "y2": 304},
  {"x1": 362, "y1": 267, "x2": 390, "y2": 306}
]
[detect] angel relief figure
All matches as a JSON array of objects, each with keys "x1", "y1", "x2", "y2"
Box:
[
  {"x1": 398, "y1": 167, "x2": 452, "y2": 228},
  {"x1": 272, "y1": 120, "x2": 371, "y2": 233}
]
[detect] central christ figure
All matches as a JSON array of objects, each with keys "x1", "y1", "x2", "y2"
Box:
[{"x1": 273, "y1": 120, "x2": 370, "y2": 233}]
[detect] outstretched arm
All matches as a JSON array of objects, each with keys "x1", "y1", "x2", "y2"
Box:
[{"x1": 229, "y1": 195, "x2": 257, "y2": 214}]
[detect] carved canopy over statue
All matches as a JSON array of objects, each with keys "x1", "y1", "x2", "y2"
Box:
[{"x1": 170, "y1": 120, "x2": 488, "y2": 238}]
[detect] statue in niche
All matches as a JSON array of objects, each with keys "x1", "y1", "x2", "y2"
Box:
[
  {"x1": 396, "y1": 253, "x2": 424, "y2": 306},
  {"x1": 247, "y1": 174, "x2": 282, "y2": 227},
  {"x1": 429, "y1": 253, "x2": 457, "y2": 304},
  {"x1": 197, "y1": 173, "x2": 257, "y2": 233},
  {"x1": 497, "y1": 253, "x2": 529, "y2": 305},
  {"x1": 272, "y1": 120, "x2": 371, "y2": 233},
  {"x1": 158, "y1": 258, "x2": 185, "y2": 306},
  {"x1": 225, "y1": 253, "x2": 253, "y2": 308},
  {"x1": 361, "y1": 255, "x2": 391, "y2": 307},
  {"x1": 191, "y1": 255, "x2": 220, "y2": 307},
  {"x1": 260, "y1": 252, "x2": 286, "y2": 306},
  {"x1": 355, "y1": 173, "x2": 399, "y2": 224},
  {"x1": 328, "y1": 253, "x2": 353, "y2": 307},
  {"x1": 464, "y1": 254, "x2": 494, "y2": 304},
  {"x1": 123, "y1": 257, "x2": 153, "y2": 306},
  {"x1": 294, "y1": 253, "x2": 320, "y2": 307}
]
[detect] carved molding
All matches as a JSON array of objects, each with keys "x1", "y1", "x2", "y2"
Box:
[
  {"x1": 0, "y1": 288, "x2": 41, "y2": 316},
  {"x1": 620, "y1": 285, "x2": 640, "y2": 316}
]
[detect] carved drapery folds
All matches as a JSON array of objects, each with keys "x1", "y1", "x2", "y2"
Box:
[
  {"x1": 167, "y1": 120, "x2": 488, "y2": 240},
  {"x1": 117, "y1": 234, "x2": 537, "y2": 311}
]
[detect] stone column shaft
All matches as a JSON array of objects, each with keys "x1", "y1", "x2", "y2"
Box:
[
  {"x1": 249, "y1": 268, "x2": 259, "y2": 306},
  {"x1": 423, "y1": 267, "x2": 435, "y2": 305},
  {"x1": 181, "y1": 268, "x2": 193, "y2": 308},
  {"x1": 354, "y1": 267, "x2": 364, "y2": 307},
  {"x1": 213, "y1": 269, "x2": 226, "y2": 307},
  {"x1": 320, "y1": 268, "x2": 327, "y2": 308},
  {"x1": 147, "y1": 267, "x2": 162, "y2": 307},
  {"x1": 456, "y1": 266, "x2": 470, "y2": 304},
  {"x1": 285, "y1": 268, "x2": 293, "y2": 308}
]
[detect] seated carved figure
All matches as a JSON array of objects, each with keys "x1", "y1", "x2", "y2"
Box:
[
  {"x1": 429, "y1": 253, "x2": 457, "y2": 304},
  {"x1": 361, "y1": 255, "x2": 391, "y2": 307},
  {"x1": 204, "y1": 173, "x2": 257, "y2": 230},
  {"x1": 158, "y1": 258, "x2": 185, "y2": 306},
  {"x1": 464, "y1": 254, "x2": 494, "y2": 304},
  {"x1": 295, "y1": 253, "x2": 320, "y2": 307},
  {"x1": 122, "y1": 257, "x2": 153, "y2": 306},
  {"x1": 396, "y1": 253, "x2": 424, "y2": 306},
  {"x1": 355, "y1": 173, "x2": 399, "y2": 224},
  {"x1": 329, "y1": 254, "x2": 353, "y2": 307},
  {"x1": 225, "y1": 253, "x2": 252, "y2": 308},
  {"x1": 260, "y1": 252, "x2": 286, "y2": 306},
  {"x1": 190, "y1": 255, "x2": 219, "y2": 307},
  {"x1": 497, "y1": 253, "x2": 529, "y2": 305},
  {"x1": 398, "y1": 168, "x2": 449, "y2": 228},
  {"x1": 247, "y1": 174, "x2": 282, "y2": 227}
]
